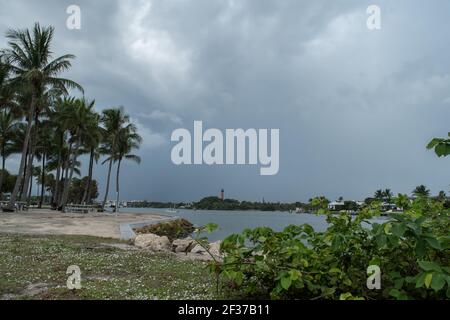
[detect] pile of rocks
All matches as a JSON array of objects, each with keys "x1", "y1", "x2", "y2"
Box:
[{"x1": 134, "y1": 233, "x2": 222, "y2": 261}]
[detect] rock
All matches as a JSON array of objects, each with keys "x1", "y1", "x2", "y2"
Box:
[
  {"x1": 208, "y1": 241, "x2": 222, "y2": 257},
  {"x1": 134, "y1": 234, "x2": 171, "y2": 252},
  {"x1": 190, "y1": 244, "x2": 207, "y2": 255},
  {"x1": 172, "y1": 237, "x2": 194, "y2": 253}
]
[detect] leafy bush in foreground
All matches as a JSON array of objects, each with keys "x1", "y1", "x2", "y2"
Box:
[{"x1": 204, "y1": 197, "x2": 450, "y2": 300}]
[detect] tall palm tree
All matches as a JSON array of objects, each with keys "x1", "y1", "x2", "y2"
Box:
[
  {"x1": 48, "y1": 96, "x2": 72, "y2": 208},
  {"x1": 80, "y1": 112, "x2": 102, "y2": 204},
  {"x1": 113, "y1": 125, "x2": 142, "y2": 213},
  {"x1": 0, "y1": 110, "x2": 23, "y2": 191},
  {"x1": 0, "y1": 57, "x2": 17, "y2": 112},
  {"x1": 413, "y1": 185, "x2": 430, "y2": 198},
  {"x1": 35, "y1": 120, "x2": 53, "y2": 207},
  {"x1": 58, "y1": 97, "x2": 96, "y2": 209},
  {"x1": 1, "y1": 23, "x2": 82, "y2": 208},
  {"x1": 100, "y1": 107, "x2": 130, "y2": 209}
]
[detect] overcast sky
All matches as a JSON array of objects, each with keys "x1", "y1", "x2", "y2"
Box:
[{"x1": 1, "y1": 0, "x2": 450, "y2": 203}]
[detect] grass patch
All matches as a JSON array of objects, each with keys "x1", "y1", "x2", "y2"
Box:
[{"x1": 0, "y1": 233, "x2": 216, "y2": 300}]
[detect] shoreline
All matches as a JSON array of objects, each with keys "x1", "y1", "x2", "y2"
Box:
[{"x1": 0, "y1": 209, "x2": 169, "y2": 239}]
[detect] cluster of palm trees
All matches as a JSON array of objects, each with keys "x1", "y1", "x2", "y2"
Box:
[
  {"x1": 374, "y1": 189, "x2": 394, "y2": 202},
  {"x1": 0, "y1": 23, "x2": 142, "y2": 211},
  {"x1": 374, "y1": 185, "x2": 435, "y2": 201}
]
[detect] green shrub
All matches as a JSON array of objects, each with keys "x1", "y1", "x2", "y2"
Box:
[
  {"x1": 205, "y1": 197, "x2": 450, "y2": 300},
  {"x1": 134, "y1": 219, "x2": 195, "y2": 241}
]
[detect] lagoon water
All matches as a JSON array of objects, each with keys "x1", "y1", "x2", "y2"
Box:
[{"x1": 122, "y1": 208, "x2": 390, "y2": 242}]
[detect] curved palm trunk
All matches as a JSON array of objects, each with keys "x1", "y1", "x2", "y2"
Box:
[
  {"x1": 39, "y1": 154, "x2": 46, "y2": 208},
  {"x1": 27, "y1": 174, "x2": 33, "y2": 205},
  {"x1": 102, "y1": 158, "x2": 113, "y2": 209},
  {"x1": 60, "y1": 134, "x2": 81, "y2": 210},
  {"x1": 115, "y1": 158, "x2": 122, "y2": 214},
  {"x1": 9, "y1": 98, "x2": 35, "y2": 207},
  {"x1": 82, "y1": 149, "x2": 94, "y2": 204}
]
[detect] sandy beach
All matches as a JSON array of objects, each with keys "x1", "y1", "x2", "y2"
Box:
[{"x1": 0, "y1": 209, "x2": 168, "y2": 239}]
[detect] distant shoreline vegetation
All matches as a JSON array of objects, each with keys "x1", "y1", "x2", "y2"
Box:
[
  {"x1": 126, "y1": 186, "x2": 450, "y2": 213},
  {"x1": 126, "y1": 197, "x2": 307, "y2": 212}
]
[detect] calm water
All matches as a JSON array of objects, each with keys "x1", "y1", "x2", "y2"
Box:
[{"x1": 122, "y1": 208, "x2": 389, "y2": 242}]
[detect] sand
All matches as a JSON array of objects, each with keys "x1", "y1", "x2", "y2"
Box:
[{"x1": 0, "y1": 209, "x2": 168, "y2": 239}]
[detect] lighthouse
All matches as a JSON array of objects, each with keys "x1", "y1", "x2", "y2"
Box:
[{"x1": 220, "y1": 189, "x2": 225, "y2": 201}]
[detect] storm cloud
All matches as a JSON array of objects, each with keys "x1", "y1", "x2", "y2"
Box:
[{"x1": 1, "y1": 0, "x2": 450, "y2": 202}]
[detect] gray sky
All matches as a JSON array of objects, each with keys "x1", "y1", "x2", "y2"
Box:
[{"x1": 1, "y1": 0, "x2": 450, "y2": 202}]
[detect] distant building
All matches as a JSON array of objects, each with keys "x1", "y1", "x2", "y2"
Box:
[
  {"x1": 219, "y1": 189, "x2": 225, "y2": 201},
  {"x1": 328, "y1": 201, "x2": 345, "y2": 211}
]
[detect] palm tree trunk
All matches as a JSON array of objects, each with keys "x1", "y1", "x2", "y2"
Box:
[
  {"x1": 21, "y1": 141, "x2": 35, "y2": 202},
  {"x1": 115, "y1": 158, "x2": 122, "y2": 213},
  {"x1": 52, "y1": 137, "x2": 63, "y2": 208},
  {"x1": 58, "y1": 143, "x2": 72, "y2": 208},
  {"x1": 52, "y1": 157, "x2": 61, "y2": 207},
  {"x1": 27, "y1": 173, "x2": 33, "y2": 205},
  {"x1": 82, "y1": 149, "x2": 94, "y2": 204},
  {"x1": 9, "y1": 96, "x2": 35, "y2": 207},
  {"x1": 60, "y1": 134, "x2": 81, "y2": 209},
  {"x1": 39, "y1": 154, "x2": 45, "y2": 208},
  {"x1": 102, "y1": 158, "x2": 113, "y2": 209},
  {"x1": 0, "y1": 145, "x2": 5, "y2": 193}
]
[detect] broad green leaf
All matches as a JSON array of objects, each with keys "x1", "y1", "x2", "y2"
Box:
[
  {"x1": 391, "y1": 223, "x2": 406, "y2": 237},
  {"x1": 289, "y1": 269, "x2": 301, "y2": 281},
  {"x1": 280, "y1": 275, "x2": 292, "y2": 290},
  {"x1": 418, "y1": 261, "x2": 442, "y2": 273},
  {"x1": 430, "y1": 274, "x2": 446, "y2": 292},
  {"x1": 384, "y1": 223, "x2": 392, "y2": 235},
  {"x1": 415, "y1": 240, "x2": 426, "y2": 257},
  {"x1": 425, "y1": 237, "x2": 442, "y2": 250},
  {"x1": 339, "y1": 293, "x2": 353, "y2": 300},
  {"x1": 415, "y1": 273, "x2": 426, "y2": 288},
  {"x1": 424, "y1": 273, "x2": 433, "y2": 289}
]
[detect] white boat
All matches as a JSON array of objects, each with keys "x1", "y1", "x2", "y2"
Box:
[{"x1": 166, "y1": 205, "x2": 179, "y2": 213}]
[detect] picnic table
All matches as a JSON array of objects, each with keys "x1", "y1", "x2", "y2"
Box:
[
  {"x1": 0, "y1": 201, "x2": 29, "y2": 212},
  {"x1": 64, "y1": 204, "x2": 95, "y2": 214}
]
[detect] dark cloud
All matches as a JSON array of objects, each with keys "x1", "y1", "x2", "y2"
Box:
[{"x1": 1, "y1": 0, "x2": 450, "y2": 202}]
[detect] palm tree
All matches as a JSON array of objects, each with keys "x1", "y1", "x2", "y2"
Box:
[
  {"x1": 374, "y1": 190, "x2": 384, "y2": 200},
  {"x1": 383, "y1": 189, "x2": 393, "y2": 203},
  {"x1": 395, "y1": 194, "x2": 410, "y2": 211},
  {"x1": 1, "y1": 23, "x2": 82, "y2": 208},
  {"x1": 413, "y1": 185, "x2": 430, "y2": 198},
  {"x1": 100, "y1": 107, "x2": 130, "y2": 209},
  {"x1": 0, "y1": 110, "x2": 22, "y2": 191},
  {"x1": 58, "y1": 97, "x2": 96, "y2": 209},
  {"x1": 35, "y1": 121, "x2": 54, "y2": 207},
  {"x1": 0, "y1": 57, "x2": 17, "y2": 112},
  {"x1": 113, "y1": 125, "x2": 142, "y2": 213},
  {"x1": 80, "y1": 112, "x2": 102, "y2": 204}
]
